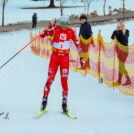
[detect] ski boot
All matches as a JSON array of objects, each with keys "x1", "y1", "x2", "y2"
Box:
[
  {"x1": 62, "y1": 104, "x2": 69, "y2": 113},
  {"x1": 40, "y1": 101, "x2": 47, "y2": 111}
]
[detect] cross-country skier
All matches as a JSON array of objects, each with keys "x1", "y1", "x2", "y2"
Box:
[{"x1": 40, "y1": 15, "x2": 84, "y2": 113}]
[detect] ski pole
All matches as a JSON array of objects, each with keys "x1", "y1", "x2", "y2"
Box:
[
  {"x1": 0, "y1": 19, "x2": 57, "y2": 70},
  {"x1": 0, "y1": 28, "x2": 48, "y2": 69}
]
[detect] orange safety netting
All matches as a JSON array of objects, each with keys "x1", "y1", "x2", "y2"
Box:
[{"x1": 30, "y1": 31, "x2": 134, "y2": 96}]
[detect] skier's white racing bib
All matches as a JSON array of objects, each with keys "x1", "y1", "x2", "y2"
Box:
[{"x1": 53, "y1": 40, "x2": 72, "y2": 50}]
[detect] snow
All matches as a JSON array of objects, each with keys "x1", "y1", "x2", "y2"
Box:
[
  {"x1": 0, "y1": 0, "x2": 134, "y2": 25},
  {"x1": 0, "y1": 20, "x2": 134, "y2": 134},
  {"x1": 0, "y1": 0, "x2": 134, "y2": 133}
]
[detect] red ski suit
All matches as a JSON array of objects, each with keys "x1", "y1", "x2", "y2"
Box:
[{"x1": 40, "y1": 26, "x2": 82, "y2": 104}]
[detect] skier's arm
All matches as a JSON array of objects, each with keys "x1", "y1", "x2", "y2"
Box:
[
  {"x1": 40, "y1": 27, "x2": 54, "y2": 38},
  {"x1": 72, "y1": 30, "x2": 82, "y2": 54},
  {"x1": 72, "y1": 30, "x2": 85, "y2": 66}
]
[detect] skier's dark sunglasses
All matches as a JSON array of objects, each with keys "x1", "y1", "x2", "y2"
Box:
[{"x1": 61, "y1": 22, "x2": 68, "y2": 25}]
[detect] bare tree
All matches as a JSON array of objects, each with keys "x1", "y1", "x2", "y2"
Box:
[
  {"x1": 60, "y1": 0, "x2": 66, "y2": 16},
  {"x1": 84, "y1": 0, "x2": 86, "y2": 14},
  {"x1": 123, "y1": 0, "x2": 125, "y2": 21},
  {"x1": 103, "y1": 0, "x2": 106, "y2": 16},
  {"x1": 120, "y1": 0, "x2": 125, "y2": 20},
  {"x1": 49, "y1": 0, "x2": 55, "y2": 7},
  {"x1": 60, "y1": 0, "x2": 63, "y2": 16},
  {"x1": 84, "y1": 0, "x2": 94, "y2": 15},
  {"x1": 0, "y1": 0, "x2": 9, "y2": 26}
]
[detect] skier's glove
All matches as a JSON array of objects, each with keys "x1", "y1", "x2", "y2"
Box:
[
  {"x1": 48, "y1": 20, "x2": 56, "y2": 29},
  {"x1": 80, "y1": 57, "x2": 85, "y2": 67},
  {"x1": 48, "y1": 23, "x2": 53, "y2": 29}
]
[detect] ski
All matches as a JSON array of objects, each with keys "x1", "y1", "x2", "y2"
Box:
[
  {"x1": 35, "y1": 109, "x2": 48, "y2": 118},
  {"x1": 61, "y1": 111, "x2": 77, "y2": 119},
  {"x1": 0, "y1": 112, "x2": 4, "y2": 115},
  {"x1": 35, "y1": 109, "x2": 76, "y2": 119}
]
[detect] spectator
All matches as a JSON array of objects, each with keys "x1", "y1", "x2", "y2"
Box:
[
  {"x1": 32, "y1": 13, "x2": 37, "y2": 28},
  {"x1": 111, "y1": 22, "x2": 129, "y2": 46},
  {"x1": 79, "y1": 15, "x2": 93, "y2": 70},
  {"x1": 79, "y1": 15, "x2": 92, "y2": 39},
  {"x1": 111, "y1": 22, "x2": 131, "y2": 85}
]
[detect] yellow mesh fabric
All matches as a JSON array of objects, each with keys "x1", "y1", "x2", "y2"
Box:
[{"x1": 30, "y1": 31, "x2": 134, "y2": 96}]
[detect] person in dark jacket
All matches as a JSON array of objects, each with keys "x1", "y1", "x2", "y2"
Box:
[
  {"x1": 32, "y1": 13, "x2": 37, "y2": 28},
  {"x1": 111, "y1": 22, "x2": 129, "y2": 46},
  {"x1": 111, "y1": 22, "x2": 131, "y2": 85},
  {"x1": 79, "y1": 15, "x2": 93, "y2": 71},
  {"x1": 79, "y1": 15, "x2": 92, "y2": 39}
]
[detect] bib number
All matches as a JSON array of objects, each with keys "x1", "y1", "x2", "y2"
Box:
[{"x1": 60, "y1": 45, "x2": 63, "y2": 48}]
